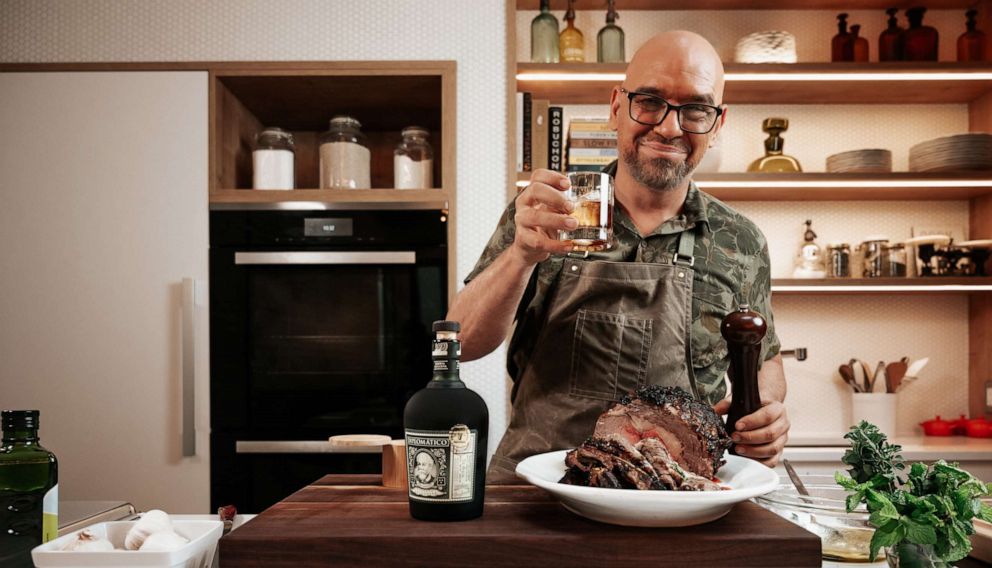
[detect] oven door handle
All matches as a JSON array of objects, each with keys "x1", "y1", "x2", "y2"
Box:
[
  {"x1": 235, "y1": 441, "x2": 383, "y2": 454},
  {"x1": 234, "y1": 251, "x2": 416, "y2": 265}
]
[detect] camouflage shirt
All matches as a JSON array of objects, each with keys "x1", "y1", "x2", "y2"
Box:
[{"x1": 465, "y1": 168, "x2": 780, "y2": 405}]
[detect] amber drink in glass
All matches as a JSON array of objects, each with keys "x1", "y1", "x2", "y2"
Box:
[{"x1": 560, "y1": 171, "x2": 613, "y2": 252}]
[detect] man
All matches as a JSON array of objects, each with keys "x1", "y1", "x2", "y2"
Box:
[{"x1": 448, "y1": 31, "x2": 789, "y2": 483}]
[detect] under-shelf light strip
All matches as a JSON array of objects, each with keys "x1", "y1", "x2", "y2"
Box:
[
  {"x1": 516, "y1": 72, "x2": 992, "y2": 82},
  {"x1": 515, "y1": 179, "x2": 992, "y2": 188},
  {"x1": 772, "y1": 284, "x2": 992, "y2": 292}
]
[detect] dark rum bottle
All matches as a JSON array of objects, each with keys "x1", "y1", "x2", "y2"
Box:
[
  {"x1": 404, "y1": 321, "x2": 488, "y2": 521},
  {"x1": 1, "y1": 410, "x2": 58, "y2": 568},
  {"x1": 851, "y1": 24, "x2": 870, "y2": 61}
]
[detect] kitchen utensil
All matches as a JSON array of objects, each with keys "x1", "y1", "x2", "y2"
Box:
[
  {"x1": 920, "y1": 415, "x2": 955, "y2": 436},
  {"x1": 754, "y1": 474, "x2": 877, "y2": 562},
  {"x1": 872, "y1": 360, "x2": 886, "y2": 393},
  {"x1": 885, "y1": 361, "x2": 908, "y2": 394},
  {"x1": 905, "y1": 357, "x2": 929, "y2": 381},
  {"x1": 515, "y1": 450, "x2": 778, "y2": 527},
  {"x1": 781, "y1": 459, "x2": 813, "y2": 505},
  {"x1": 857, "y1": 359, "x2": 874, "y2": 393},
  {"x1": 839, "y1": 364, "x2": 862, "y2": 392}
]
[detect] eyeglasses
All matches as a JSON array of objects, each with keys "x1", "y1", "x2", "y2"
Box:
[{"x1": 619, "y1": 88, "x2": 723, "y2": 134}]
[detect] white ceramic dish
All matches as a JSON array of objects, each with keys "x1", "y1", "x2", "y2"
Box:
[
  {"x1": 516, "y1": 450, "x2": 779, "y2": 527},
  {"x1": 32, "y1": 519, "x2": 222, "y2": 568}
]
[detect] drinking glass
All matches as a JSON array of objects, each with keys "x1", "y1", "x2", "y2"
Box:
[{"x1": 559, "y1": 171, "x2": 614, "y2": 252}]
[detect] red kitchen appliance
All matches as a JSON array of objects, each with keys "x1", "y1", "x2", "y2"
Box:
[{"x1": 919, "y1": 415, "x2": 955, "y2": 436}]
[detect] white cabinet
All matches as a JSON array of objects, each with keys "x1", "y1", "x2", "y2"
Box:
[{"x1": 0, "y1": 72, "x2": 210, "y2": 512}]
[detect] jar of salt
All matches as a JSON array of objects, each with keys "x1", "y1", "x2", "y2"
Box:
[
  {"x1": 319, "y1": 116, "x2": 370, "y2": 189},
  {"x1": 394, "y1": 127, "x2": 434, "y2": 189},
  {"x1": 252, "y1": 127, "x2": 295, "y2": 190}
]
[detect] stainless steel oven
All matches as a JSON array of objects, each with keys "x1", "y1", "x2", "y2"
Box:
[{"x1": 209, "y1": 207, "x2": 447, "y2": 512}]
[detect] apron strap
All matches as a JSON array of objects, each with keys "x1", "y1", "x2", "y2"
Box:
[{"x1": 672, "y1": 228, "x2": 696, "y2": 267}]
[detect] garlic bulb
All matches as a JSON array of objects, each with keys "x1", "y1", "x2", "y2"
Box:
[
  {"x1": 124, "y1": 509, "x2": 173, "y2": 550},
  {"x1": 138, "y1": 530, "x2": 188, "y2": 552},
  {"x1": 61, "y1": 529, "x2": 115, "y2": 552}
]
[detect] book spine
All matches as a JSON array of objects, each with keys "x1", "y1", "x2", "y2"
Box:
[
  {"x1": 548, "y1": 106, "x2": 564, "y2": 172},
  {"x1": 532, "y1": 99, "x2": 550, "y2": 171},
  {"x1": 566, "y1": 164, "x2": 608, "y2": 172},
  {"x1": 567, "y1": 138, "x2": 617, "y2": 149},
  {"x1": 522, "y1": 92, "x2": 532, "y2": 172},
  {"x1": 567, "y1": 130, "x2": 617, "y2": 140},
  {"x1": 568, "y1": 148, "x2": 619, "y2": 157},
  {"x1": 515, "y1": 93, "x2": 523, "y2": 172}
]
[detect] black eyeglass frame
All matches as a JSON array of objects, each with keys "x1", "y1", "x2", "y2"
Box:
[{"x1": 619, "y1": 87, "x2": 725, "y2": 134}]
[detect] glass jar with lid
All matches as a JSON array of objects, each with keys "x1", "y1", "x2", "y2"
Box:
[
  {"x1": 394, "y1": 127, "x2": 434, "y2": 189},
  {"x1": 319, "y1": 116, "x2": 371, "y2": 189},
  {"x1": 859, "y1": 236, "x2": 890, "y2": 278},
  {"x1": 884, "y1": 243, "x2": 908, "y2": 277},
  {"x1": 253, "y1": 127, "x2": 295, "y2": 190},
  {"x1": 827, "y1": 243, "x2": 851, "y2": 278}
]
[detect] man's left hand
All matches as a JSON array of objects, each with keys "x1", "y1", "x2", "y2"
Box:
[{"x1": 712, "y1": 399, "x2": 789, "y2": 468}]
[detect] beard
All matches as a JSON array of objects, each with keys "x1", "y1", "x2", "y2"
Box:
[{"x1": 622, "y1": 135, "x2": 699, "y2": 192}]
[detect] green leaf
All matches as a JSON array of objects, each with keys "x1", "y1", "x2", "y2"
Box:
[
  {"x1": 869, "y1": 520, "x2": 906, "y2": 561},
  {"x1": 903, "y1": 516, "x2": 938, "y2": 545},
  {"x1": 979, "y1": 502, "x2": 992, "y2": 523}
]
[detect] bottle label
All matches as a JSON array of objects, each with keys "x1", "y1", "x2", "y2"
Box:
[
  {"x1": 405, "y1": 425, "x2": 476, "y2": 503},
  {"x1": 42, "y1": 484, "x2": 57, "y2": 542}
]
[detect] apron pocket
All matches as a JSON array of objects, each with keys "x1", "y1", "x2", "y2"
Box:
[{"x1": 569, "y1": 309, "x2": 652, "y2": 401}]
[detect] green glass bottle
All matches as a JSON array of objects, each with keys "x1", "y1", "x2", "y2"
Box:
[
  {"x1": 1, "y1": 410, "x2": 58, "y2": 567},
  {"x1": 597, "y1": 0, "x2": 625, "y2": 63},
  {"x1": 404, "y1": 321, "x2": 489, "y2": 521},
  {"x1": 531, "y1": 0, "x2": 560, "y2": 63}
]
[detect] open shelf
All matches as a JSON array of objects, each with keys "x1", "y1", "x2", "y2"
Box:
[
  {"x1": 210, "y1": 189, "x2": 450, "y2": 209},
  {"x1": 211, "y1": 66, "x2": 449, "y2": 195},
  {"x1": 517, "y1": 62, "x2": 992, "y2": 104},
  {"x1": 771, "y1": 277, "x2": 992, "y2": 294},
  {"x1": 515, "y1": 172, "x2": 992, "y2": 200},
  {"x1": 517, "y1": 0, "x2": 978, "y2": 9}
]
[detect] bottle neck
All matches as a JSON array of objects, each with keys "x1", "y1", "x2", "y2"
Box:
[
  {"x1": 3, "y1": 429, "x2": 39, "y2": 444},
  {"x1": 431, "y1": 337, "x2": 462, "y2": 384},
  {"x1": 540, "y1": 0, "x2": 550, "y2": 13},
  {"x1": 765, "y1": 133, "x2": 784, "y2": 154}
]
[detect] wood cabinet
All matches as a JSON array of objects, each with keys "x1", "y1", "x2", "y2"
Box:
[{"x1": 505, "y1": 1, "x2": 992, "y2": 417}]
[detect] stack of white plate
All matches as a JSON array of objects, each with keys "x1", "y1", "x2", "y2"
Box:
[
  {"x1": 909, "y1": 133, "x2": 992, "y2": 172},
  {"x1": 826, "y1": 149, "x2": 892, "y2": 173},
  {"x1": 734, "y1": 31, "x2": 798, "y2": 64}
]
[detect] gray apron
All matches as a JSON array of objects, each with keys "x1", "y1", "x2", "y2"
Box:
[{"x1": 487, "y1": 229, "x2": 699, "y2": 484}]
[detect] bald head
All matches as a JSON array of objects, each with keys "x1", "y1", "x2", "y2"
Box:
[{"x1": 625, "y1": 31, "x2": 725, "y2": 105}]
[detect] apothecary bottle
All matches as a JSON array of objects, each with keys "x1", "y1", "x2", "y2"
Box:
[
  {"x1": 597, "y1": 0, "x2": 625, "y2": 63},
  {"x1": 404, "y1": 321, "x2": 489, "y2": 522},
  {"x1": 531, "y1": 0, "x2": 560, "y2": 63},
  {"x1": 860, "y1": 237, "x2": 890, "y2": 278},
  {"x1": 879, "y1": 8, "x2": 904, "y2": 61},
  {"x1": 832, "y1": 13, "x2": 851, "y2": 62},
  {"x1": 559, "y1": 0, "x2": 585, "y2": 63},
  {"x1": 957, "y1": 9, "x2": 987, "y2": 62},
  {"x1": 904, "y1": 7, "x2": 938, "y2": 61},
  {"x1": 394, "y1": 127, "x2": 434, "y2": 190},
  {"x1": 319, "y1": 116, "x2": 371, "y2": 190},
  {"x1": 851, "y1": 24, "x2": 870, "y2": 62},
  {"x1": 253, "y1": 127, "x2": 295, "y2": 190},
  {"x1": 1, "y1": 410, "x2": 58, "y2": 568}
]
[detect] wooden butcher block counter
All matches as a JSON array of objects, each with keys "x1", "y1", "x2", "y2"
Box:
[{"x1": 219, "y1": 474, "x2": 822, "y2": 567}]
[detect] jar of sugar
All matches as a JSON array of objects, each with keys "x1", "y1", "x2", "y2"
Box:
[
  {"x1": 319, "y1": 116, "x2": 370, "y2": 189},
  {"x1": 394, "y1": 127, "x2": 434, "y2": 189},
  {"x1": 252, "y1": 127, "x2": 295, "y2": 190}
]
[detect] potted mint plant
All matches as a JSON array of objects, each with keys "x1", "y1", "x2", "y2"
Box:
[{"x1": 836, "y1": 421, "x2": 992, "y2": 567}]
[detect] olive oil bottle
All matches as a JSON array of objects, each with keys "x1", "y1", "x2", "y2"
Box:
[
  {"x1": 404, "y1": 321, "x2": 489, "y2": 521},
  {"x1": 1, "y1": 410, "x2": 58, "y2": 567}
]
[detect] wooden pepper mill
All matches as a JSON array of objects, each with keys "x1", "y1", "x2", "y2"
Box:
[{"x1": 721, "y1": 305, "x2": 767, "y2": 449}]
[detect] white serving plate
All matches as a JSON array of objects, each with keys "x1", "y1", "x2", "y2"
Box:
[{"x1": 516, "y1": 450, "x2": 779, "y2": 527}]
